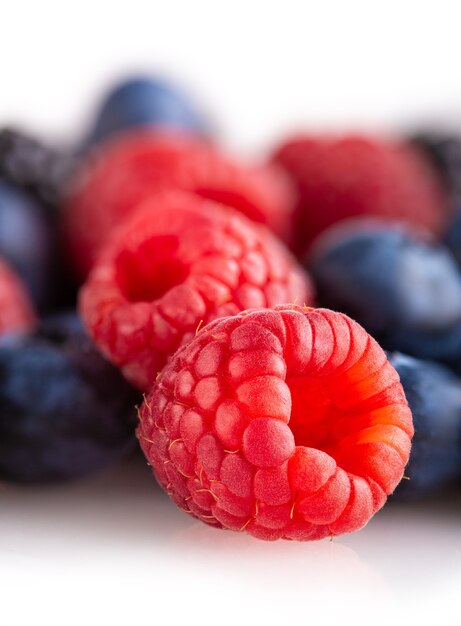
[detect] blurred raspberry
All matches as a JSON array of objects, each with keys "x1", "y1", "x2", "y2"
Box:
[
  {"x1": 79, "y1": 191, "x2": 312, "y2": 390},
  {"x1": 272, "y1": 134, "x2": 447, "y2": 254},
  {"x1": 64, "y1": 131, "x2": 295, "y2": 277},
  {"x1": 0, "y1": 257, "x2": 36, "y2": 334}
]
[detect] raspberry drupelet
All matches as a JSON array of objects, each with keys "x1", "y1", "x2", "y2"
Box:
[
  {"x1": 79, "y1": 191, "x2": 312, "y2": 390},
  {"x1": 0, "y1": 258, "x2": 36, "y2": 334},
  {"x1": 64, "y1": 131, "x2": 295, "y2": 277},
  {"x1": 137, "y1": 305, "x2": 413, "y2": 541}
]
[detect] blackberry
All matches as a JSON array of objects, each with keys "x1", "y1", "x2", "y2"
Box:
[
  {"x1": 0, "y1": 127, "x2": 76, "y2": 210},
  {"x1": 410, "y1": 131, "x2": 461, "y2": 201}
]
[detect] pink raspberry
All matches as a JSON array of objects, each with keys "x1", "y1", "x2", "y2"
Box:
[
  {"x1": 0, "y1": 258, "x2": 36, "y2": 334},
  {"x1": 137, "y1": 305, "x2": 413, "y2": 541},
  {"x1": 79, "y1": 191, "x2": 312, "y2": 390},
  {"x1": 64, "y1": 131, "x2": 295, "y2": 277},
  {"x1": 272, "y1": 134, "x2": 448, "y2": 254}
]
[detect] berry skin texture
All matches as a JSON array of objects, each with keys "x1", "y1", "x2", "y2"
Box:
[
  {"x1": 64, "y1": 131, "x2": 295, "y2": 277},
  {"x1": 309, "y1": 220, "x2": 461, "y2": 366},
  {"x1": 272, "y1": 134, "x2": 447, "y2": 253},
  {"x1": 85, "y1": 75, "x2": 209, "y2": 147},
  {"x1": 0, "y1": 313, "x2": 138, "y2": 483},
  {"x1": 0, "y1": 258, "x2": 36, "y2": 334},
  {"x1": 388, "y1": 352, "x2": 461, "y2": 499},
  {"x1": 79, "y1": 191, "x2": 312, "y2": 391},
  {"x1": 137, "y1": 305, "x2": 413, "y2": 541}
]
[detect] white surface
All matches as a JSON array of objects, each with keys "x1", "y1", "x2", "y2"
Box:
[
  {"x1": 2, "y1": 0, "x2": 461, "y2": 155},
  {"x1": 1, "y1": 457, "x2": 460, "y2": 625},
  {"x1": 1, "y1": 2, "x2": 461, "y2": 624}
]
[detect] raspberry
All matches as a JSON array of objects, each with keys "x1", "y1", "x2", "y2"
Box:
[
  {"x1": 272, "y1": 134, "x2": 447, "y2": 254},
  {"x1": 0, "y1": 257, "x2": 36, "y2": 334},
  {"x1": 137, "y1": 305, "x2": 413, "y2": 541},
  {"x1": 79, "y1": 191, "x2": 312, "y2": 390},
  {"x1": 64, "y1": 131, "x2": 295, "y2": 277}
]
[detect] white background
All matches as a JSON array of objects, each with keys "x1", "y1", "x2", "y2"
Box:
[{"x1": 1, "y1": 1, "x2": 461, "y2": 624}]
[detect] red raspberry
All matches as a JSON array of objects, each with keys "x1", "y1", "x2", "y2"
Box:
[
  {"x1": 64, "y1": 131, "x2": 295, "y2": 277},
  {"x1": 137, "y1": 305, "x2": 413, "y2": 541},
  {"x1": 272, "y1": 134, "x2": 448, "y2": 254},
  {"x1": 0, "y1": 258, "x2": 36, "y2": 334},
  {"x1": 79, "y1": 191, "x2": 312, "y2": 390}
]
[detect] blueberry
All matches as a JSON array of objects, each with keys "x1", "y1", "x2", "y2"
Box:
[
  {"x1": 85, "y1": 75, "x2": 209, "y2": 146},
  {"x1": 444, "y1": 210, "x2": 461, "y2": 268},
  {"x1": 0, "y1": 128, "x2": 75, "y2": 211},
  {"x1": 309, "y1": 222, "x2": 461, "y2": 365},
  {"x1": 0, "y1": 313, "x2": 138, "y2": 483},
  {"x1": 410, "y1": 131, "x2": 461, "y2": 200},
  {"x1": 0, "y1": 179, "x2": 53, "y2": 310},
  {"x1": 388, "y1": 352, "x2": 461, "y2": 498}
]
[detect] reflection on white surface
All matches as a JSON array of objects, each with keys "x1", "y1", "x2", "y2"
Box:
[{"x1": 0, "y1": 456, "x2": 460, "y2": 625}]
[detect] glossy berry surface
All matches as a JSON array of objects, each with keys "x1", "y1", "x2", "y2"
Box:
[
  {"x1": 138, "y1": 305, "x2": 413, "y2": 541},
  {"x1": 0, "y1": 179, "x2": 54, "y2": 310},
  {"x1": 80, "y1": 191, "x2": 312, "y2": 391},
  {"x1": 388, "y1": 352, "x2": 461, "y2": 498},
  {"x1": 0, "y1": 313, "x2": 138, "y2": 483},
  {"x1": 64, "y1": 131, "x2": 295, "y2": 276},
  {"x1": 272, "y1": 134, "x2": 447, "y2": 253},
  {"x1": 309, "y1": 222, "x2": 461, "y2": 365},
  {"x1": 85, "y1": 75, "x2": 208, "y2": 146}
]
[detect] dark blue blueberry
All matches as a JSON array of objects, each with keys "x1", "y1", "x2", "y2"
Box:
[
  {"x1": 0, "y1": 313, "x2": 138, "y2": 483},
  {"x1": 445, "y1": 211, "x2": 461, "y2": 269},
  {"x1": 388, "y1": 352, "x2": 461, "y2": 498},
  {"x1": 309, "y1": 222, "x2": 461, "y2": 366},
  {"x1": 0, "y1": 179, "x2": 52, "y2": 310},
  {"x1": 85, "y1": 75, "x2": 209, "y2": 147}
]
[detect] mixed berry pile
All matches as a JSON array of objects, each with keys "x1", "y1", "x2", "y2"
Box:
[{"x1": 1, "y1": 75, "x2": 460, "y2": 540}]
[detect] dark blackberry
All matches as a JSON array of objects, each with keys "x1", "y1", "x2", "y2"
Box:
[
  {"x1": 0, "y1": 127, "x2": 76, "y2": 211},
  {"x1": 410, "y1": 131, "x2": 461, "y2": 200}
]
